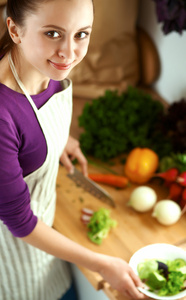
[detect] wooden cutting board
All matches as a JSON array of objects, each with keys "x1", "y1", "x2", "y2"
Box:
[{"x1": 53, "y1": 161, "x2": 186, "y2": 300}]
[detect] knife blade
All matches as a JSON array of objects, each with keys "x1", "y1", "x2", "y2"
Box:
[{"x1": 67, "y1": 167, "x2": 115, "y2": 207}]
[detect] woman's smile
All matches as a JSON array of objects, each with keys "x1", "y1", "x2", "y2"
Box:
[{"x1": 48, "y1": 60, "x2": 72, "y2": 71}]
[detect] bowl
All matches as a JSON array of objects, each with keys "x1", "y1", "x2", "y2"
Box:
[{"x1": 129, "y1": 243, "x2": 186, "y2": 300}]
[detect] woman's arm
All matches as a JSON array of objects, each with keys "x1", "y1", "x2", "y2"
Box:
[{"x1": 21, "y1": 219, "x2": 145, "y2": 299}]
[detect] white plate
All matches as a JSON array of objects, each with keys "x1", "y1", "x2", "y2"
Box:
[{"x1": 129, "y1": 243, "x2": 186, "y2": 300}]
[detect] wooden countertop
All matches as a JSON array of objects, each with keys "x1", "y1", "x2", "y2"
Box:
[{"x1": 53, "y1": 161, "x2": 186, "y2": 300}]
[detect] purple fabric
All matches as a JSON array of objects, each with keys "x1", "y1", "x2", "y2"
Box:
[{"x1": 0, "y1": 79, "x2": 62, "y2": 237}]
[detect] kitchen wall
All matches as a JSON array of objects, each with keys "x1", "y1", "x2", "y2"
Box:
[{"x1": 138, "y1": 0, "x2": 186, "y2": 104}]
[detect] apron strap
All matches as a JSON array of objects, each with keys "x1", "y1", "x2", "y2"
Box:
[{"x1": 8, "y1": 52, "x2": 39, "y2": 113}]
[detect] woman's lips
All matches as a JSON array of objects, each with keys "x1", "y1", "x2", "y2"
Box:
[{"x1": 49, "y1": 60, "x2": 72, "y2": 70}]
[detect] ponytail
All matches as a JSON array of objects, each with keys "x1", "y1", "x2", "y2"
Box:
[
  {"x1": 0, "y1": 5, "x2": 13, "y2": 56},
  {"x1": 0, "y1": 29, "x2": 14, "y2": 56}
]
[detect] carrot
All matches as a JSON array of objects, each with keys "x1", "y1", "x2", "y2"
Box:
[{"x1": 88, "y1": 173, "x2": 129, "y2": 188}]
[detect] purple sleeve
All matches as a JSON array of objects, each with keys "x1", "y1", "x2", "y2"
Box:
[{"x1": 0, "y1": 119, "x2": 38, "y2": 237}]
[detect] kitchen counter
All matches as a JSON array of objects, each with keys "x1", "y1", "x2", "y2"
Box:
[{"x1": 53, "y1": 161, "x2": 186, "y2": 300}]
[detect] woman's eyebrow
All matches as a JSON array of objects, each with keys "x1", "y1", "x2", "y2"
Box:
[{"x1": 42, "y1": 25, "x2": 92, "y2": 31}]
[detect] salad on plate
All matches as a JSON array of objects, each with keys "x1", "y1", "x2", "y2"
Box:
[{"x1": 137, "y1": 258, "x2": 186, "y2": 296}]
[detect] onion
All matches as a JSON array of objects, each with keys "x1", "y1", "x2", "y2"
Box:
[
  {"x1": 81, "y1": 208, "x2": 94, "y2": 216},
  {"x1": 152, "y1": 200, "x2": 181, "y2": 225},
  {"x1": 81, "y1": 214, "x2": 91, "y2": 225},
  {"x1": 128, "y1": 186, "x2": 157, "y2": 212}
]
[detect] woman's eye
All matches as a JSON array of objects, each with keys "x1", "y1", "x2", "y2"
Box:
[
  {"x1": 75, "y1": 31, "x2": 89, "y2": 39},
  {"x1": 45, "y1": 31, "x2": 60, "y2": 38}
]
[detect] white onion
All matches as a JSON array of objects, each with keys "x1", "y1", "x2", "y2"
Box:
[
  {"x1": 152, "y1": 200, "x2": 181, "y2": 225},
  {"x1": 128, "y1": 186, "x2": 157, "y2": 212}
]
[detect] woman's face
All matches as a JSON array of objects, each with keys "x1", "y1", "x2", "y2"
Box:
[{"x1": 12, "y1": 0, "x2": 94, "y2": 81}]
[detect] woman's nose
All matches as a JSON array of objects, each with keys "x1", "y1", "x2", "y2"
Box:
[{"x1": 57, "y1": 38, "x2": 75, "y2": 60}]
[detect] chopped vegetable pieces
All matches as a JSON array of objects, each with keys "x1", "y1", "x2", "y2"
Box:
[
  {"x1": 87, "y1": 208, "x2": 117, "y2": 245},
  {"x1": 138, "y1": 259, "x2": 158, "y2": 279},
  {"x1": 146, "y1": 271, "x2": 166, "y2": 290},
  {"x1": 137, "y1": 258, "x2": 186, "y2": 296}
]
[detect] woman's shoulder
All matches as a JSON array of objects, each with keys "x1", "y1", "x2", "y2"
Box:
[
  {"x1": 0, "y1": 83, "x2": 28, "y2": 129},
  {"x1": 0, "y1": 82, "x2": 21, "y2": 105}
]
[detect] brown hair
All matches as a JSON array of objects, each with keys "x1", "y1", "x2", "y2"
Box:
[
  {"x1": 0, "y1": 0, "x2": 49, "y2": 55},
  {"x1": 0, "y1": 0, "x2": 94, "y2": 56}
]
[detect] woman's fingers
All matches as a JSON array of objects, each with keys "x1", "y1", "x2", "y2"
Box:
[{"x1": 60, "y1": 136, "x2": 88, "y2": 176}]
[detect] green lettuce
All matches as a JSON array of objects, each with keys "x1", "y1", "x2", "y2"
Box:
[
  {"x1": 138, "y1": 258, "x2": 186, "y2": 296},
  {"x1": 137, "y1": 259, "x2": 158, "y2": 279},
  {"x1": 87, "y1": 208, "x2": 117, "y2": 245}
]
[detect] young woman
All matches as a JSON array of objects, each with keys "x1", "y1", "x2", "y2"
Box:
[{"x1": 0, "y1": 0, "x2": 146, "y2": 299}]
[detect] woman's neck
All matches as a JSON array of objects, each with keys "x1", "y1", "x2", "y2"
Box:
[
  {"x1": 0, "y1": 54, "x2": 22, "y2": 93},
  {"x1": 1, "y1": 50, "x2": 50, "y2": 95}
]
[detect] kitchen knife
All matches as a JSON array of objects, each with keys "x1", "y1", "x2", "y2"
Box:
[{"x1": 67, "y1": 167, "x2": 115, "y2": 207}]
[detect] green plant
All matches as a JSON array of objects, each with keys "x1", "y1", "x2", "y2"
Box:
[{"x1": 78, "y1": 87, "x2": 172, "y2": 161}]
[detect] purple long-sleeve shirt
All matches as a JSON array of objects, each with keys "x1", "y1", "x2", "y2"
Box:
[{"x1": 0, "y1": 80, "x2": 62, "y2": 237}]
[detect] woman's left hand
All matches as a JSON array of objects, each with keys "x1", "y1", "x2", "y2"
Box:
[
  {"x1": 60, "y1": 135, "x2": 88, "y2": 176},
  {"x1": 98, "y1": 255, "x2": 147, "y2": 299}
]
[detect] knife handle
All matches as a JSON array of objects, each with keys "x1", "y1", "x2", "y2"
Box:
[{"x1": 98, "y1": 280, "x2": 119, "y2": 300}]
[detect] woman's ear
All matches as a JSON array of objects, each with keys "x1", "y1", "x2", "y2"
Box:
[{"x1": 7, "y1": 17, "x2": 21, "y2": 44}]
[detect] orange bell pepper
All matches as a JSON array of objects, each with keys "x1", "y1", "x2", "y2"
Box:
[{"x1": 124, "y1": 148, "x2": 159, "y2": 184}]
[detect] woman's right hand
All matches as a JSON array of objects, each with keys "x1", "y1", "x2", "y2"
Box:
[
  {"x1": 60, "y1": 135, "x2": 88, "y2": 176},
  {"x1": 97, "y1": 254, "x2": 147, "y2": 299}
]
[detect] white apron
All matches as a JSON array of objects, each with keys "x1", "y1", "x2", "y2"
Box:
[{"x1": 0, "y1": 54, "x2": 72, "y2": 300}]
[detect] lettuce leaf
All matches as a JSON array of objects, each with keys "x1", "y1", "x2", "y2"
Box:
[
  {"x1": 137, "y1": 259, "x2": 158, "y2": 279},
  {"x1": 138, "y1": 258, "x2": 186, "y2": 296},
  {"x1": 159, "y1": 271, "x2": 185, "y2": 296},
  {"x1": 87, "y1": 208, "x2": 117, "y2": 245}
]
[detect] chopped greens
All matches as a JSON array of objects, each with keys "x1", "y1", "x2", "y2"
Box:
[
  {"x1": 87, "y1": 208, "x2": 117, "y2": 245},
  {"x1": 138, "y1": 260, "x2": 159, "y2": 279},
  {"x1": 138, "y1": 258, "x2": 186, "y2": 296}
]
